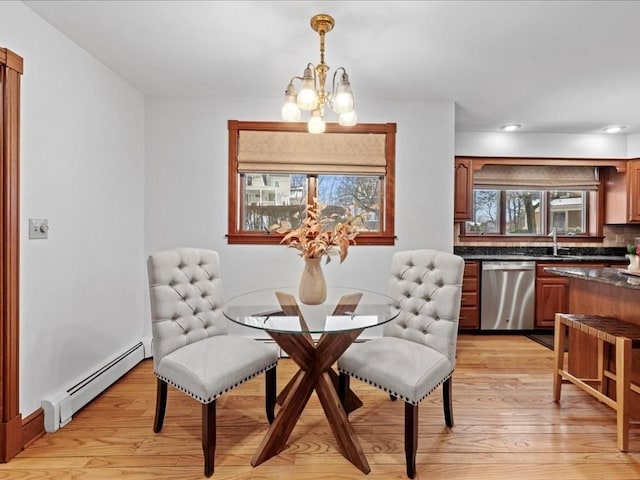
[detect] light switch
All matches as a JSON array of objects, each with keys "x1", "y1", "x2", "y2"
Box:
[{"x1": 29, "y1": 218, "x2": 49, "y2": 239}]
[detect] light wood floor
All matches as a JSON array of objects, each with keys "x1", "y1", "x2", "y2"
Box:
[{"x1": 2, "y1": 335, "x2": 640, "y2": 479}]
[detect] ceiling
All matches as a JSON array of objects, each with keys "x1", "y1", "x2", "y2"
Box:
[{"x1": 22, "y1": 0, "x2": 640, "y2": 134}]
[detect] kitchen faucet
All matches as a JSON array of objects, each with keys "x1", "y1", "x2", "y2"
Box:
[
  {"x1": 548, "y1": 227, "x2": 570, "y2": 256},
  {"x1": 549, "y1": 228, "x2": 558, "y2": 256}
]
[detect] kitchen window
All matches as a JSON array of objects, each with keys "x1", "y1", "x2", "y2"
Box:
[
  {"x1": 461, "y1": 163, "x2": 600, "y2": 238},
  {"x1": 227, "y1": 120, "x2": 396, "y2": 245},
  {"x1": 466, "y1": 189, "x2": 588, "y2": 235}
]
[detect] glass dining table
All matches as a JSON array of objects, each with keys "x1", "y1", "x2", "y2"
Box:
[{"x1": 222, "y1": 286, "x2": 400, "y2": 474}]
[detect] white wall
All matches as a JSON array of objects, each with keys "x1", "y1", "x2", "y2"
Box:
[
  {"x1": 628, "y1": 133, "x2": 640, "y2": 157},
  {"x1": 0, "y1": 2, "x2": 146, "y2": 416},
  {"x1": 144, "y1": 97, "x2": 455, "y2": 336},
  {"x1": 456, "y1": 131, "x2": 629, "y2": 158}
]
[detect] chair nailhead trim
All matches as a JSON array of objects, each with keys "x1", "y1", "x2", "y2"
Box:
[
  {"x1": 156, "y1": 361, "x2": 278, "y2": 404},
  {"x1": 338, "y1": 368, "x2": 453, "y2": 406}
]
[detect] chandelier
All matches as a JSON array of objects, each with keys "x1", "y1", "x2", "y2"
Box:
[{"x1": 281, "y1": 14, "x2": 357, "y2": 134}]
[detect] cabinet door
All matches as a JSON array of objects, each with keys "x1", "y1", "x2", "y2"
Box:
[
  {"x1": 535, "y1": 277, "x2": 569, "y2": 328},
  {"x1": 454, "y1": 158, "x2": 473, "y2": 221},
  {"x1": 605, "y1": 159, "x2": 640, "y2": 224},
  {"x1": 459, "y1": 261, "x2": 479, "y2": 330},
  {"x1": 629, "y1": 160, "x2": 640, "y2": 222},
  {"x1": 459, "y1": 307, "x2": 479, "y2": 329}
]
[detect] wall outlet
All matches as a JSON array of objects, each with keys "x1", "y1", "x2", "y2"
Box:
[{"x1": 29, "y1": 218, "x2": 49, "y2": 239}]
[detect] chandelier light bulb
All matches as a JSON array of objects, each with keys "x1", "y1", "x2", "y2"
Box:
[
  {"x1": 297, "y1": 66, "x2": 318, "y2": 110},
  {"x1": 338, "y1": 110, "x2": 357, "y2": 127},
  {"x1": 282, "y1": 101, "x2": 301, "y2": 122},
  {"x1": 282, "y1": 84, "x2": 301, "y2": 121},
  {"x1": 332, "y1": 73, "x2": 354, "y2": 114},
  {"x1": 308, "y1": 109, "x2": 326, "y2": 134},
  {"x1": 333, "y1": 91, "x2": 354, "y2": 114},
  {"x1": 297, "y1": 88, "x2": 318, "y2": 110}
]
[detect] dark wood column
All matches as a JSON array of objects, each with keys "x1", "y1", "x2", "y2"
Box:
[{"x1": 0, "y1": 47, "x2": 23, "y2": 463}]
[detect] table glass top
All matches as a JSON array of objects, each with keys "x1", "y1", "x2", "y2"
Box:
[{"x1": 222, "y1": 286, "x2": 400, "y2": 334}]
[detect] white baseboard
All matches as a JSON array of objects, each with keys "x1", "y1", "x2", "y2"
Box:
[{"x1": 41, "y1": 342, "x2": 145, "y2": 432}]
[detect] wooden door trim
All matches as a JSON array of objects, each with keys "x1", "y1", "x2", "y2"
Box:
[{"x1": 0, "y1": 47, "x2": 24, "y2": 462}]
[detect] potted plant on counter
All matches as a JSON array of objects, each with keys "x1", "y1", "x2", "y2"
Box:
[{"x1": 626, "y1": 243, "x2": 640, "y2": 272}]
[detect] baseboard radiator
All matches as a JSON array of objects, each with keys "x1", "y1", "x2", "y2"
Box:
[{"x1": 42, "y1": 342, "x2": 145, "y2": 432}]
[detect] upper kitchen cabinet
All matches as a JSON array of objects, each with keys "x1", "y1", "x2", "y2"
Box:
[
  {"x1": 454, "y1": 158, "x2": 473, "y2": 221},
  {"x1": 605, "y1": 159, "x2": 640, "y2": 224}
]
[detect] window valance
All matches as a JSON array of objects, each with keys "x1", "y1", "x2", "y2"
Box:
[
  {"x1": 473, "y1": 165, "x2": 600, "y2": 190},
  {"x1": 237, "y1": 130, "x2": 387, "y2": 174}
]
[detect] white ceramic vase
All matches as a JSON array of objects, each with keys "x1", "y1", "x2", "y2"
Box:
[
  {"x1": 627, "y1": 254, "x2": 640, "y2": 272},
  {"x1": 298, "y1": 257, "x2": 327, "y2": 305}
]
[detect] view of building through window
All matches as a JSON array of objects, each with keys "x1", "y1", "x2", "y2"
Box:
[{"x1": 241, "y1": 173, "x2": 382, "y2": 233}]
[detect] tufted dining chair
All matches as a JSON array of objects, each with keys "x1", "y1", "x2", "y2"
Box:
[
  {"x1": 337, "y1": 249, "x2": 464, "y2": 478},
  {"x1": 146, "y1": 247, "x2": 279, "y2": 477}
]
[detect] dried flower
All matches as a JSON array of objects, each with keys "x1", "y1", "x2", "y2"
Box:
[{"x1": 269, "y1": 198, "x2": 363, "y2": 264}]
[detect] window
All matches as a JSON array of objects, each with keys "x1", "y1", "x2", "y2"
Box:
[
  {"x1": 227, "y1": 121, "x2": 396, "y2": 245},
  {"x1": 461, "y1": 162, "x2": 600, "y2": 238},
  {"x1": 466, "y1": 189, "x2": 588, "y2": 235}
]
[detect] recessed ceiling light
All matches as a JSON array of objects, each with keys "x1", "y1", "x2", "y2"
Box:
[
  {"x1": 500, "y1": 124, "x2": 521, "y2": 132},
  {"x1": 602, "y1": 125, "x2": 626, "y2": 134}
]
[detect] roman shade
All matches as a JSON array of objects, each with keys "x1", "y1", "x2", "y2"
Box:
[
  {"x1": 474, "y1": 165, "x2": 600, "y2": 190},
  {"x1": 237, "y1": 130, "x2": 387, "y2": 174}
]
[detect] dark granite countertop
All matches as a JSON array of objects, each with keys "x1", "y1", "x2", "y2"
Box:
[
  {"x1": 460, "y1": 254, "x2": 627, "y2": 262},
  {"x1": 454, "y1": 246, "x2": 627, "y2": 263},
  {"x1": 544, "y1": 266, "x2": 640, "y2": 290}
]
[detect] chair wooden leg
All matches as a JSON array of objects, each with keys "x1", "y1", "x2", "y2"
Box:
[
  {"x1": 338, "y1": 372, "x2": 350, "y2": 412},
  {"x1": 615, "y1": 336, "x2": 632, "y2": 452},
  {"x1": 153, "y1": 378, "x2": 167, "y2": 433},
  {"x1": 404, "y1": 402, "x2": 418, "y2": 479},
  {"x1": 553, "y1": 314, "x2": 566, "y2": 402},
  {"x1": 443, "y1": 376, "x2": 454, "y2": 427},
  {"x1": 202, "y1": 401, "x2": 216, "y2": 478},
  {"x1": 266, "y1": 367, "x2": 277, "y2": 424}
]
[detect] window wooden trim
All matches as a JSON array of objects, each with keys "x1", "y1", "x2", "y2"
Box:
[
  {"x1": 458, "y1": 156, "x2": 628, "y2": 173},
  {"x1": 227, "y1": 120, "x2": 397, "y2": 245}
]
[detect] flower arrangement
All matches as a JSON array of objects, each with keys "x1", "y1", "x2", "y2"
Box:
[
  {"x1": 627, "y1": 243, "x2": 640, "y2": 256},
  {"x1": 270, "y1": 198, "x2": 363, "y2": 263}
]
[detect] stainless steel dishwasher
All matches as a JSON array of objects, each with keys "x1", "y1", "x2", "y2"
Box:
[{"x1": 481, "y1": 261, "x2": 535, "y2": 330}]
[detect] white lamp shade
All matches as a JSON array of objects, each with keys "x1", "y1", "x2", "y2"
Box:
[
  {"x1": 333, "y1": 92, "x2": 354, "y2": 114},
  {"x1": 282, "y1": 102, "x2": 301, "y2": 122},
  {"x1": 308, "y1": 112, "x2": 326, "y2": 134},
  {"x1": 297, "y1": 87, "x2": 318, "y2": 110},
  {"x1": 338, "y1": 110, "x2": 357, "y2": 127},
  {"x1": 332, "y1": 78, "x2": 354, "y2": 114}
]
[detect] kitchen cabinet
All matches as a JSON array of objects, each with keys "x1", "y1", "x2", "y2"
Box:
[
  {"x1": 459, "y1": 260, "x2": 479, "y2": 330},
  {"x1": 454, "y1": 158, "x2": 473, "y2": 222},
  {"x1": 535, "y1": 261, "x2": 626, "y2": 328},
  {"x1": 605, "y1": 159, "x2": 640, "y2": 224}
]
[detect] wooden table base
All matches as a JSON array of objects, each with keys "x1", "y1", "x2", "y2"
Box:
[{"x1": 251, "y1": 328, "x2": 370, "y2": 474}]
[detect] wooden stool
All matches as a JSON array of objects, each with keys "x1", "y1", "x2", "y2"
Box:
[{"x1": 553, "y1": 313, "x2": 640, "y2": 452}]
